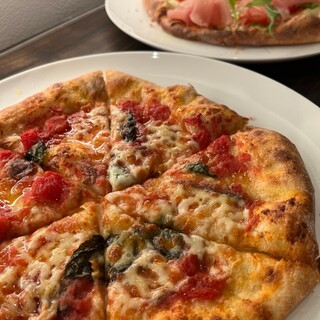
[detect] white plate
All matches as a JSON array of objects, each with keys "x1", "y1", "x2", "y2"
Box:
[
  {"x1": 105, "y1": 0, "x2": 320, "y2": 62},
  {"x1": 0, "y1": 52, "x2": 319, "y2": 318}
]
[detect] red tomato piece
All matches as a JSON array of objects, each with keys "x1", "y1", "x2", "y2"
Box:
[
  {"x1": 119, "y1": 100, "x2": 146, "y2": 123},
  {"x1": 20, "y1": 128, "x2": 41, "y2": 151},
  {"x1": 58, "y1": 278, "x2": 94, "y2": 320},
  {"x1": 146, "y1": 102, "x2": 171, "y2": 121},
  {"x1": 0, "y1": 150, "x2": 15, "y2": 162},
  {"x1": 31, "y1": 171, "x2": 67, "y2": 203},
  {"x1": 159, "y1": 274, "x2": 226, "y2": 307},
  {"x1": 178, "y1": 254, "x2": 203, "y2": 277},
  {"x1": 44, "y1": 115, "x2": 70, "y2": 138},
  {"x1": 0, "y1": 204, "x2": 12, "y2": 242},
  {"x1": 193, "y1": 129, "x2": 211, "y2": 149},
  {"x1": 180, "y1": 274, "x2": 226, "y2": 300},
  {"x1": 211, "y1": 135, "x2": 231, "y2": 154},
  {"x1": 240, "y1": 6, "x2": 269, "y2": 26}
]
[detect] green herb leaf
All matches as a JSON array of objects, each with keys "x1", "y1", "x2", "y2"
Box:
[
  {"x1": 64, "y1": 235, "x2": 104, "y2": 279},
  {"x1": 301, "y1": 2, "x2": 319, "y2": 9},
  {"x1": 25, "y1": 140, "x2": 46, "y2": 164},
  {"x1": 185, "y1": 162, "x2": 216, "y2": 178},
  {"x1": 228, "y1": 0, "x2": 237, "y2": 18},
  {"x1": 246, "y1": 0, "x2": 280, "y2": 33},
  {"x1": 120, "y1": 112, "x2": 137, "y2": 142},
  {"x1": 152, "y1": 229, "x2": 185, "y2": 260}
]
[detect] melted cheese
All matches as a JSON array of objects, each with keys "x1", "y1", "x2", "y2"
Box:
[
  {"x1": 171, "y1": 185, "x2": 246, "y2": 239},
  {"x1": 67, "y1": 105, "x2": 109, "y2": 143},
  {"x1": 108, "y1": 233, "x2": 223, "y2": 317},
  {"x1": 0, "y1": 230, "x2": 89, "y2": 319}
]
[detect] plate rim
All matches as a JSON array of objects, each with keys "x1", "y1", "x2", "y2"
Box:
[{"x1": 0, "y1": 50, "x2": 319, "y2": 319}]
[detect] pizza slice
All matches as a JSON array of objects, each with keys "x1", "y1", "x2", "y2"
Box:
[
  {"x1": 0, "y1": 202, "x2": 105, "y2": 320},
  {"x1": 105, "y1": 69, "x2": 248, "y2": 191},
  {"x1": 0, "y1": 71, "x2": 112, "y2": 197},
  {"x1": 104, "y1": 127, "x2": 318, "y2": 266},
  {"x1": 100, "y1": 206, "x2": 319, "y2": 320},
  {"x1": 143, "y1": 0, "x2": 320, "y2": 46},
  {"x1": 0, "y1": 72, "x2": 113, "y2": 241}
]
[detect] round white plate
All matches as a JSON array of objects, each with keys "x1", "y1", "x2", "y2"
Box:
[
  {"x1": 105, "y1": 0, "x2": 320, "y2": 62},
  {"x1": 0, "y1": 52, "x2": 319, "y2": 318}
]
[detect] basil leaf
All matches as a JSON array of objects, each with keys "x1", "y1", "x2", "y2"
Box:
[
  {"x1": 25, "y1": 140, "x2": 46, "y2": 164},
  {"x1": 64, "y1": 235, "x2": 104, "y2": 279},
  {"x1": 120, "y1": 112, "x2": 137, "y2": 142},
  {"x1": 152, "y1": 229, "x2": 185, "y2": 260},
  {"x1": 105, "y1": 231, "x2": 147, "y2": 282},
  {"x1": 185, "y1": 162, "x2": 216, "y2": 178}
]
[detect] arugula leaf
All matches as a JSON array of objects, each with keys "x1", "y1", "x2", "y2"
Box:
[
  {"x1": 25, "y1": 140, "x2": 46, "y2": 164},
  {"x1": 185, "y1": 162, "x2": 216, "y2": 178},
  {"x1": 64, "y1": 235, "x2": 104, "y2": 279},
  {"x1": 246, "y1": 0, "x2": 280, "y2": 33},
  {"x1": 228, "y1": 0, "x2": 237, "y2": 18}
]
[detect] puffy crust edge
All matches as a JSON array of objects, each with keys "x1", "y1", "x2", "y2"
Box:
[{"x1": 0, "y1": 71, "x2": 107, "y2": 139}]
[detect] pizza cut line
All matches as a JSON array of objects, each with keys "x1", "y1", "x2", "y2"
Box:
[
  {"x1": 0, "y1": 70, "x2": 318, "y2": 320},
  {"x1": 142, "y1": 0, "x2": 320, "y2": 46}
]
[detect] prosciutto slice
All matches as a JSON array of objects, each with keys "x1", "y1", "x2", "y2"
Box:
[{"x1": 168, "y1": 0, "x2": 232, "y2": 28}]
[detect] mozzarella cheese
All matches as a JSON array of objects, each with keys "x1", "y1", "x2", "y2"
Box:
[{"x1": 0, "y1": 229, "x2": 89, "y2": 319}]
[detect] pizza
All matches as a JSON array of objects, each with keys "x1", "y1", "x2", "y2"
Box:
[
  {"x1": 0, "y1": 69, "x2": 318, "y2": 319},
  {"x1": 142, "y1": 0, "x2": 320, "y2": 46},
  {"x1": 100, "y1": 209, "x2": 319, "y2": 320}
]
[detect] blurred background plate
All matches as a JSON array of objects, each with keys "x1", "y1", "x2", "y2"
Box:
[{"x1": 105, "y1": 0, "x2": 320, "y2": 62}]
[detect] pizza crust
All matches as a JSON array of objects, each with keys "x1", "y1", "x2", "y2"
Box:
[
  {"x1": 144, "y1": 0, "x2": 320, "y2": 46},
  {"x1": 0, "y1": 71, "x2": 107, "y2": 139}
]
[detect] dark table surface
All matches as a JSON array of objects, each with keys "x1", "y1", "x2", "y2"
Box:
[{"x1": 0, "y1": 6, "x2": 319, "y2": 107}]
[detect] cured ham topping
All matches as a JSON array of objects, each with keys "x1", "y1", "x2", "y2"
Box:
[{"x1": 168, "y1": 0, "x2": 232, "y2": 28}]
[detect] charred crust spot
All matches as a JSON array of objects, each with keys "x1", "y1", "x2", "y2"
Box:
[
  {"x1": 288, "y1": 198, "x2": 296, "y2": 206},
  {"x1": 279, "y1": 204, "x2": 286, "y2": 212},
  {"x1": 261, "y1": 209, "x2": 270, "y2": 215},
  {"x1": 252, "y1": 129, "x2": 264, "y2": 136},
  {"x1": 287, "y1": 221, "x2": 308, "y2": 243}
]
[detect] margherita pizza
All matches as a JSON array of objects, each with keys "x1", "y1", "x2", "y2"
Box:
[
  {"x1": 0, "y1": 69, "x2": 318, "y2": 319},
  {"x1": 143, "y1": 0, "x2": 320, "y2": 46}
]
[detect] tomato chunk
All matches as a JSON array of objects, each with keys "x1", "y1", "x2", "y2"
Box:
[
  {"x1": 146, "y1": 102, "x2": 171, "y2": 121},
  {"x1": 178, "y1": 254, "x2": 203, "y2": 277},
  {"x1": 20, "y1": 128, "x2": 41, "y2": 151},
  {"x1": 159, "y1": 273, "x2": 226, "y2": 307},
  {"x1": 0, "y1": 150, "x2": 14, "y2": 161},
  {"x1": 31, "y1": 171, "x2": 67, "y2": 203},
  {"x1": 58, "y1": 278, "x2": 94, "y2": 320},
  {"x1": 44, "y1": 115, "x2": 70, "y2": 138}
]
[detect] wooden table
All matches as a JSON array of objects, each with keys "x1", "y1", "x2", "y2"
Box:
[{"x1": 0, "y1": 6, "x2": 319, "y2": 107}]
